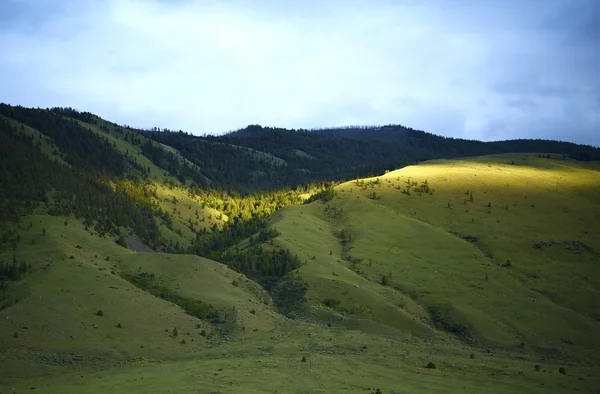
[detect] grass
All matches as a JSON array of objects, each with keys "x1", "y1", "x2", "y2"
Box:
[
  {"x1": 1, "y1": 153, "x2": 599, "y2": 393},
  {"x1": 270, "y1": 153, "x2": 600, "y2": 359},
  {"x1": 0, "y1": 214, "x2": 275, "y2": 379}
]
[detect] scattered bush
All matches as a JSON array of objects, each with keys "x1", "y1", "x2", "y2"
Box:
[
  {"x1": 381, "y1": 274, "x2": 390, "y2": 286},
  {"x1": 322, "y1": 298, "x2": 340, "y2": 308},
  {"x1": 469, "y1": 353, "x2": 475, "y2": 359},
  {"x1": 180, "y1": 339, "x2": 186, "y2": 344},
  {"x1": 116, "y1": 234, "x2": 127, "y2": 248},
  {"x1": 559, "y1": 367, "x2": 566, "y2": 374},
  {"x1": 116, "y1": 323, "x2": 122, "y2": 328},
  {"x1": 534, "y1": 365, "x2": 541, "y2": 372},
  {"x1": 12, "y1": 332, "x2": 18, "y2": 339},
  {"x1": 172, "y1": 327, "x2": 178, "y2": 337},
  {"x1": 426, "y1": 362, "x2": 436, "y2": 369},
  {"x1": 301, "y1": 356, "x2": 307, "y2": 362},
  {"x1": 250, "y1": 309, "x2": 256, "y2": 315},
  {"x1": 200, "y1": 329, "x2": 207, "y2": 337},
  {"x1": 96, "y1": 310, "x2": 104, "y2": 316}
]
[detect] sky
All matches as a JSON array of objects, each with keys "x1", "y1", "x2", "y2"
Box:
[{"x1": 0, "y1": 0, "x2": 598, "y2": 145}]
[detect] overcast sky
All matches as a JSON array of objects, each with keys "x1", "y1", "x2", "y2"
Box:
[{"x1": 1, "y1": 0, "x2": 598, "y2": 145}]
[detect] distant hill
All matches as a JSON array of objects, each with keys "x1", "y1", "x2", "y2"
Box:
[{"x1": 143, "y1": 123, "x2": 600, "y2": 193}]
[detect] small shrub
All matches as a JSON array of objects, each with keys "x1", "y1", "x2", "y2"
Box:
[
  {"x1": 69, "y1": 255, "x2": 74, "y2": 259},
  {"x1": 426, "y1": 362, "x2": 436, "y2": 369},
  {"x1": 96, "y1": 310, "x2": 104, "y2": 317},
  {"x1": 559, "y1": 367, "x2": 566, "y2": 374},
  {"x1": 180, "y1": 339, "x2": 186, "y2": 344},
  {"x1": 381, "y1": 275, "x2": 390, "y2": 286},
  {"x1": 172, "y1": 327, "x2": 178, "y2": 337},
  {"x1": 231, "y1": 280, "x2": 239, "y2": 287},
  {"x1": 322, "y1": 298, "x2": 340, "y2": 308},
  {"x1": 116, "y1": 323, "x2": 122, "y2": 328},
  {"x1": 12, "y1": 332, "x2": 18, "y2": 339},
  {"x1": 250, "y1": 309, "x2": 256, "y2": 315},
  {"x1": 469, "y1": 353, "x2": 475, "y2": 359},
  {"x1": 200, "y1": 329, "x2": 207, "y2": 337},
  {"x1": 301, "y1": 356, "x2": 307, "y2": 362},
  {"x1": 534, "y1": 365, "x2": 541, "y2": 372}
]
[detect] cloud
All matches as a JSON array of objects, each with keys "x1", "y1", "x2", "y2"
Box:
[{"x1": 0, "y1": 0, "x2": 598, "y2": 146}]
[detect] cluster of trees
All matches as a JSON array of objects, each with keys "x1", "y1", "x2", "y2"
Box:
[
  {"x1": 223, "y1": 246, "x2": 301, "y2": 291},
  {"x1": 190, "y1": 217, "x2": 269, "y2": 259},
  {"x1": 50, "y1": 107, "x2": 97, "y2": 124},
  {"x1": 189, "y1": 217, "x2": 300, "y2": 290},
  {"x1": 305, "y1": 187, "x2": 336, "y2": 203},
  {"x1": 0, "y1": 257, "x2": 31, "y2": 284},
  {"x1": 187, "y1": 185, "x2": 307, "y2": 222},
  {"x1": 122, "y1": 271, "x2": 221, "y2": 321}
]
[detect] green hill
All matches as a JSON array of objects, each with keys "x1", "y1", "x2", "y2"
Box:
[
  {"x1": 270, "y1": 154, "x2": 600, "y2": 362},
  {"x1": 1, "y1": 104, "x2": 599, "y2": 393}
]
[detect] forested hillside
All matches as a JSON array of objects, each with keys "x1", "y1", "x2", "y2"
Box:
[{"x1": 143, "y1": 124, "x2": 600, "y2": 193}]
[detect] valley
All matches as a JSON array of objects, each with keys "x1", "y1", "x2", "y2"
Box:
[{"x1": 0, "y1": 105, "x2": 599, "y2": 393}]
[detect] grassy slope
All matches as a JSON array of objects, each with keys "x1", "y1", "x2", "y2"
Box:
[
  {"x1": 0, "y1": 214, "x2": 276, "y2": 378},
  {"x1": 2, "y1": 153, "x2": 599, "y2": 393},
  {"x1": 270, "y1": 153, "x2": 600, "y2": 361}
]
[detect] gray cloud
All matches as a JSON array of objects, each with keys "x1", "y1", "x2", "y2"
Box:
[{"x1": 0, "y1": 0, "x2": 598, "y2": 146}]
